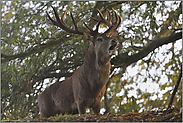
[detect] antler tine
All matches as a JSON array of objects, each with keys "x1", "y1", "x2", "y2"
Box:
[
  {"x1": 115, "y1": 15, "x2": 121, "y2": 30},
  {"x1": 96, "y1": 9, "x2": 105, "y2": 20},
  {"x1": 106, "y1": 8, "x2": 112, "y2": 23},
  {"x1": 83, "y1": 21, "x2": 93, "y2": 32},
  {"x1": 46, "y1": 6, "x2": 83, "y2": 35},
  {"x1": 94, "y1": 20, "x2": 101, "y2": 33},
  {"x1": 112, "y1": 8, "x2": 119, "y2": 25},
  {"x1": 111, "y1": 8, "x2": 121, "y2": 31},
  {"x1": 70, "y1": 11, "x2": 79, "y2": 31},
  {"x1": 90, "y1": 16, "x2": 98, "y2": 22},
  {"x1": 61, "y1": 10, "x2": 67, "y2": 25}
]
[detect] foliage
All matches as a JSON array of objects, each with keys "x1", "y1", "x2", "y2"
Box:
[{"x1": 1, "y1": 1, "x2": 182, "y2": 120}]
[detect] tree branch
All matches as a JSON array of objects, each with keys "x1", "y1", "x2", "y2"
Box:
[
  {"x1": 111, "y1": 32, "x2": 182, "y2": 68},
  {"x1": 1, "y1": 35, "x2": 72, "y2": 63},
  {"x1": 167, "y1": 64, "x2": 182, "y2": 109},
  {"x1": 157, "y1": 2, "x2": 182, "y2": 38},
  {"x1": 34, "y1": 72, "x2": 73, "y2": 83}
]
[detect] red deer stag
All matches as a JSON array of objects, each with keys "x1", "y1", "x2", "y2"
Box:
[{"x1": 38, "y1": 6, "x2": 121, "y2": 118}]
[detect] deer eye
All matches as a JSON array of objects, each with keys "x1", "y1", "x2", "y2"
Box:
[{"x1": 97, "y1": 37, "x2": 103, "y2": 42}]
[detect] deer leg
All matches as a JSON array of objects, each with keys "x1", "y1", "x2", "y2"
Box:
[
  {"x1": 40, "y1": 107, "x2": 56, "y2": 118},
  {"x1": 76, "y1": 101, "x2": 86, "y2": 114},
  {"x1": 92, "y1": 102, "x2": 101, "y2": 114}
]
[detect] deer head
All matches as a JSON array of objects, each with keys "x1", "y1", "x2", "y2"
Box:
[{"x1": 45, "y1": 6, "x2": 121, "y2": 66}]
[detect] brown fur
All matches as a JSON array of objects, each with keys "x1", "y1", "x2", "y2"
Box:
[
  {"x1": 38, "y1": 35, "x2": 118, "y2": 118},
  {"x1": 38, "y1": 7, "x2": 121, "y2": 118}
]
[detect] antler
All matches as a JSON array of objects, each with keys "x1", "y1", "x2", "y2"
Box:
[
  {"x1": 45, "y1": 6, "x2": 83, "y2": 35},
  {"x1": 45, "y1": 6, "x2": 121, "y2": 37},
  {"x1": 90, "y1": 8, "x2": 121, "y2": 36}
]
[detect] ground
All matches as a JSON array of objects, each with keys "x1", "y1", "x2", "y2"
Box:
[{"x1": 2, "y1": 107, "x2": 182, "y2": 122}]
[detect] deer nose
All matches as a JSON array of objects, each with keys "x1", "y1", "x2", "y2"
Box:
[
  {"x1": 111, "y1": 39, "x2": 118, "y2": 44},
  {"x1": 111, "y1": 39, "x2": 116, "y2": 43}
]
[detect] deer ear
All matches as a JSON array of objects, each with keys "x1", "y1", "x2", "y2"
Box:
[
  {"x1": 110, "y1": 31, "x2": 118, "y2": 38},
  {"x1": 83, "y1": 32, "x2": 92, "y2": 40}
]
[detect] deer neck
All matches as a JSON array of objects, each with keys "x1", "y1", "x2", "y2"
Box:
[
  {"x1": 84, "y1": 45, "x2": 110, "y2": 69},
  {"x1": 82, "y1": 45, "x2": 111, "y2": 89}
]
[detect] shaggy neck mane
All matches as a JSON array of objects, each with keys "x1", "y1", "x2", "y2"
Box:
[{"x1": 83, "y1": 46, "x2": 96, "y2": 69}]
